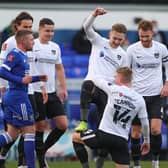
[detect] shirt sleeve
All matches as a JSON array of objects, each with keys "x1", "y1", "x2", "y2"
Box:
[
  {"x1": 126, "y1": 46, "x2": 133, "y2": 68},
  {"x1": 162, "y1": 45, "x2": 168, "y2": 81},
  {"x1": 83, "y1": 14, "x2": 101, "y2": 43},
  {"x1": 137, "y1": 96, "x2": 148, "y2": 119},
  {"x1": 0, "y1": 52, "x2": 23, "y2": 84}
]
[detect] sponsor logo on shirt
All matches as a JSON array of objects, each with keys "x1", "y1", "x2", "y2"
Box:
[
  {"x1": 99, "y1": 51, "x2": 104, "y2": 57},
  {"x1": 51, "y1": 50, "x2": 56, "y2": 55},
  {"x1": 136, "y1": 62, "x2": 159, "y2": 68},
  {"x1": 117, "y1": 55, "x2": 121, "y2": 60},
  {"x1": 136, "y1": 55, "x2": 142, "y2": 59}
]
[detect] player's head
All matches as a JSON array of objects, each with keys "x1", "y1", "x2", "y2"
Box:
[
  {"x1": 13, "y1": 12, "x2": 33, "y2": 33},
  {"x1": 114, "y1": 67, "x2": 132, "y2": 86},
  {"x1": 109, "y1": 23, "x2": 127, "y2": 48},
  {"x1": 38, "y1": 18, "x2": 55, "y2": 43},
  {"x1": 15, "y1": 30, "x2": 34, "y2": 52},
  {"x1": 138, "y1": 20, "x2": 153, "y2": 48}
]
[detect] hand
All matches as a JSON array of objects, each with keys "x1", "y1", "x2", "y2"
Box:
[
  {"x1": 40, "y1": 86, "x2": 48, "y2": 104},
  {"x1": 39, "y1": 75, "x2": 48, "y2": 82},
  {"x1": 92, "y1": 7, "x2": 107, "y2": 17},
  {"x1": 22, "y1": 76, "x2": 32, "y2": 84},
  {"x1": 141, "y1": 142, "x2": 150, "y2": 155},
  {"x1": 58, "y1": 89, "x2": 68, "y2": 103}
]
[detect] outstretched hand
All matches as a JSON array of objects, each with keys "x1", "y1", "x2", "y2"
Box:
[{"x1": 92, "y1": 7, "x2": 107, "y2": 17}]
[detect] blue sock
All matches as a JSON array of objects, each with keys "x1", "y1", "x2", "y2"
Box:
[
  {"x1": 24, "y1": 133, "x2": 35, "y2": 168},
  {"x1": 0, "y1": 132, "x2": 13, "y2": 146}
]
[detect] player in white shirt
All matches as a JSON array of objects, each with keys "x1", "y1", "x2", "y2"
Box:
[
  {"x1": 0, "y1": 12, "x2": 35, "y2": 168},
  {"x1": 127, "y1": 20, "x2": 168, "y2": 168},
  {"x1": 32, "y1": 18, "x2": 68, "y2": 168},
  {"x1": 74, "y1": 7, "x2": 127, "y2": 168},
  {"x1": 73, "y1": 67, "x2": 150, "y2": 168}
]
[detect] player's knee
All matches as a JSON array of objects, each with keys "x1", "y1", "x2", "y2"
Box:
[
  {"x1": 72, "y1": 132, "x2": 81, "y2": 143},
  {"x1": 151, "y1": 127, "x2": 161, "y2": 135},
  {"x1": 81, "y1": 80, "x2": 95, "y2": 106},
  {"x1": 81, "y1": 80, "x2": 94, "y2": 96},
  {"x1": 35, "y1": 121, "x2": 46, "y2": 131},
  {"x1": 131, "y1": 126, "x2": 142, "y2": 138},
  {"x1": 54, "y1": 116, "x2": 68, "y2": 130}
]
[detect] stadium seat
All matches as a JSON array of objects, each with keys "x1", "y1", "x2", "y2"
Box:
[
  {"x1": 62, "y1": 56, "x2": 73, "y2": 68},
  {"x1": 71, "y1": 67, "x2": 88, "y2": 78},
  {"x1": 73, "y1": 54, "x2": 89, "y2": 67}
]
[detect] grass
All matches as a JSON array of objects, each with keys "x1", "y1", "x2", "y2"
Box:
[{"x1": 5, "y1": 160, "x2": 168, "y2": 168}]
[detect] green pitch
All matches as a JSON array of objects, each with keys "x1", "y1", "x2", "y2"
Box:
[{"x1": 5, "y1": 160, "x2": 168, "y2": 168}]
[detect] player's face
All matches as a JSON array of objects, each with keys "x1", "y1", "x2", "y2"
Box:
[
  {"x1": 23, "y1": 34, "x2": 34, "y2": 51},
  {"x1": 109, "y1": 31, "x2": 125, "y2": 48},
  {"x1": 114, "y1": 72, "x2": 122, "y2": 85},
  {"x1": 39, "y1": 24, "x2": 54, "y2": 43},
  {"x1": 16, "y1": 19, "x2": 33, "y2": 31},
  {"x1": 138, "y1": 28, "x2": 153, "y2": 48}
]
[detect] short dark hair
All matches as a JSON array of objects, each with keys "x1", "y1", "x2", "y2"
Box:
[
  {"x1": 138, "y1": 20, "x2": 153, "y2": 31},
  {"x1": 112, "y1": 23, "x2": 127, "y2": 34},
  {"x1": 116, "y1": 67, "x2": 132, "y2": 83},
  {"x1": 39, "y1": 18, "x2": 54, "y2": 27},
  {"x1": 15, "y1": 30, "x2": 33, "y2": 43}
]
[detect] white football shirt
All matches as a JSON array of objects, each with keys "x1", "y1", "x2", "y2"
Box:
[
  {"x1": 83, "y1": 15, "x2": 127, "y2": 83},
  {"x1": 127, "y1": 41, "x2": 168, "y2": 96},
  {"x1": 32, "y1": 38, "x2": 62, "y2": 93},
  {"x1": 94, "y1": 78, "x2": 147, "y2": 140}
]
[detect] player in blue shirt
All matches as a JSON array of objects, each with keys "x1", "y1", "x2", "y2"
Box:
[{"x1": 0, "y1": 30, "x2": 47, "y2": 168}]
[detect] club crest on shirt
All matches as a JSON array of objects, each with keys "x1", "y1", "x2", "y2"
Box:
[
  {"x1": 51, "y1": 50, "x2": 56, "y2": 55},
  {"x1": 154, "y1": 53, "x2": 159, "y2": 59},
  {"x1": 117, "y1": 55, "x2": 121, "y2": 60},
  {"x1": 99, "y1": 51, "x2": 104, "y2": 57},
  {"x1": 7, "y1": 54, "x2": 14, "y2": 62}
]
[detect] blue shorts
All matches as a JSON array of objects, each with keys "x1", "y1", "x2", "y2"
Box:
[{"x1": 3, "y1": 90, "x2": 34, "y2": 127}]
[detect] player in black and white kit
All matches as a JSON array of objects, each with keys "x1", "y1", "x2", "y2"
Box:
[
  {"x1": 75, "y1": 7, "x2": 128, "y2": 168},
  {"x1": 73, "y1": 67, "x2": 150, "y2": 168},
  {"x1": 127, "y1": 20, "x2": 168, "y2": 168},
  {"x1": 32, "y1": 18, "x2": 68, "y2": 168}
]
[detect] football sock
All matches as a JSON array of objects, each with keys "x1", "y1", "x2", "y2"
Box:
[
  {"x1": 131, "y1": 138, "x2": 141, "y2": 166},
  {"x1": 24, "y1": 133, "x2": 35, "y2": 168},
  {"x1": 44, "y1": 127, "x2": 65, "y2": 152}
]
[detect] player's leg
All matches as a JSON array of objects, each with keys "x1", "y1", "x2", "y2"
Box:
[
  {"x1": 75, "y1": 80, "x2": 95, "y2": 131},
  {"x1": 22, "y1": 125, "x2": 35, "y2": 168},
  {"x1": 93, "y1": 88, "x2": 108, "y2": 168},
  {"x1": 145, "y1": 95, "x2": 162, "y2": 168},
  {"x1": 72, "y1": 132, "x2": 90, "y2": 168},
  {"x1": 34, "y1": 92, "x2": 47, "y2": 168},
  {"x1": 0, "y1": 124, "x2": 19, "y2": 168},
  {"x1": 0, "y1": 122, "x2": 15, "y2": 168},
  {"x1": 130, "y1": 117, "x2": 142, "y2": 168},
  {"x1": 151, "y1": 119, "x2": 162, "y2": 168},
  {"x1": 44, "y1": 93, "x2": 67, "y2": 152}
]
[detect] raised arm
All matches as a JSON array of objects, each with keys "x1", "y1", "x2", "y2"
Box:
[{"x1": 83, "y1": 7, "x2": 107, "y2": 42}]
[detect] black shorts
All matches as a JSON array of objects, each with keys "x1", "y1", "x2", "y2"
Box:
[
  {"x1": 81, "y1": 129, "x2": 129, "y2": 165},
  {"x1": 34, "y1": 92, "x2": 66, "y2": 122},
  {"x1": 132, "y1": 95, "x2": 162, "y2": 125}
]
